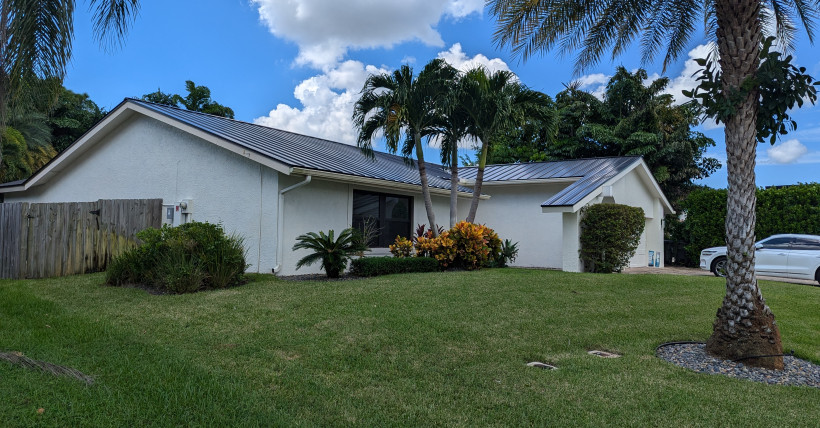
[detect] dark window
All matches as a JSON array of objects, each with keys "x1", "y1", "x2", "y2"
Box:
[
  {"x1": 352, "y1": 190, "x2": 412, "y2": 247},
  {"x1": 759, "y1": 237, "x2": 792, "y2": 250},
  {"x1": 791, "y1": 238, "x2": 820, "y2": 250}
]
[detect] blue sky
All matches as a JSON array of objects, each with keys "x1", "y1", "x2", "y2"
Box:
[{"x1": 64, "y1": 0, "x2": 820, "y2": 189}]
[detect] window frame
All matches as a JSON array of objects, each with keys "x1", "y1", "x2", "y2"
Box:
[{"x1": 352, "y1": 189, "x2": 414, "y2": 248}]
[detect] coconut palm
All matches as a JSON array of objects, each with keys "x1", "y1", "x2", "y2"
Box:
[
  {"x1": 353, "y1": 58, "x2": 458, "y2": 234},
  {"x1": 459, "y1": 67, "x2": 556, "y2": 222},
  {"x1": 487, "y1": 0, "x2": 819, "y2": 369},
  {"x1": 0, "y1": 0, "x2": 140, "y2": 168}
]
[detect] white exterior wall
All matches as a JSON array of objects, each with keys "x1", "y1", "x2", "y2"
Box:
[
  {"x1": 278, "y1": 179, "x2": 457, "y2": 276},
  {"x1": 4, "y1": 116, "x2": 280, "y2": 273},
  {"x1": 608, "y1": 168, "x2": 665, "y2": 268},
  {"x1": 472, "y1": 183, "x2": 568, "y2": 269}
]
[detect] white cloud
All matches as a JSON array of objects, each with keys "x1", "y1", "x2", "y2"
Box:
[
  {"x1": 254, "y1": 60, "x2": 389, "y2": 145},
  {"x1": 253, "y1": 45, "x2": 512, "y2": 149},
  {"x1": 436, "y1": 43, "x2": 512, "y2": 73},
  {"x1": 663, "y1": 43, "x2": 716, "y2": 105},
  {"x1": 574, "y1": 73, "x2": 609, "y2": 99},
  {"x1": 250, "y1": 0, "x2": 483, "y2": 69},
  {"x1": 763, "y1": 139, "x2": 809, "y2": 164}
]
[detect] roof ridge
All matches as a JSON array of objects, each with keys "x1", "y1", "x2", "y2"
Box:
[{"x1": 474, "y1": 155, "x2": 642, "y2": 168}]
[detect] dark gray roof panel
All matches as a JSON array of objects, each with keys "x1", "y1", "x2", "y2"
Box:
[
  {"x1": 460, "y1": 157, "x2": 641, "y2": 207},
  {"x1": 129, "y1": 99, "x2": 467, "y2": 192}
]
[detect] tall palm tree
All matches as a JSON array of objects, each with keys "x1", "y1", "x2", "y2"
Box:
[
  {"x1": 0, "y1": 0, "x2": 139, "y2": 168},
  {"x1": 487, "y1": 0, "x2": 818, "y2": 369},
  {"x1": 435, "y1": 79, "x2": 473, "y2": 228},
  {"x1": 459, "y1": 67, "x2": 555, "y2": 223},
  {"x1": 353, "y1": 58, "x2": 458, "y2": 234}
]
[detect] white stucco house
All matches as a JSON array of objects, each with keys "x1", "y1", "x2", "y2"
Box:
[{"x1": 0, "y1": 99, "x2": 674, "y2": 275}]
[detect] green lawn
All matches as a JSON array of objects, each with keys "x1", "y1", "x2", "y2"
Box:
[{"x1": 1, "y1": 269, "x2": 818, "y2": 426}]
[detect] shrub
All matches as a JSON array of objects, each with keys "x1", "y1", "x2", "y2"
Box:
[
  {"x1": 105, "y1": 222, "x2": 249, "y2": 293},
  {"x1": 579, "y1": 204, "x2": 645, "y2": 273},
  {"x1": 350, "y1": 257, "x2": 439, "y2": 277},
  {"x1": 389, "y1": 236, "x2": 414, "y2": 257},
  {"x1": 671, "y1": 183, "x2": 820, "y2": 264},
  {"x1": 449, "y1": 221, "x2": 502, "y2": 270},
  {"x1": 292, "y1": 228, "x2": 368, "y2": 278},
  {"x1": 493, "y1": 239, "x2": 519, "y2": 268}
]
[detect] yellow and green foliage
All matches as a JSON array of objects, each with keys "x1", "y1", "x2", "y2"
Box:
[
  {"x1": 1, "y1": 126, "x2": 58, "y2": 182},
  {"x1": 392, "y1": 221, "x2": 502, "y2": 270},
  {"x1": 389, "y1": 236, "x2": 414, "y2": 258},
  {"x1": 448, "y1": 221, "x2": 502, "y2": 270}
]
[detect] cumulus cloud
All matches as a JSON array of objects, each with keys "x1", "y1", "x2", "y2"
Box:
[
  {"x1": 436, "y1": 43, "x2": 512, "y2": 73},
  {"x1": 250, "y1": 0, "x2": 483, "y2": 69},
  {"x1": 253, "y1": 45, "x2": 512, "y2": 148},
  {"x1": 763, "y1": 139, "x2": 809, "y2": 164},
  {"x1": 254, "y1": 60, "x2": 389, "y2": 145}
]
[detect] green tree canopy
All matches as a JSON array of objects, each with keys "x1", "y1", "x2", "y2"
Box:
[
  {"x1": 140, "y1": 81, "x2": 235, "y2": 118},
  {"x1": 487, "y1": 67, "x2": 720, "y2": 203}
]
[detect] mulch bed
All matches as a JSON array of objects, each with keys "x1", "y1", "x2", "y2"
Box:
[{"x1": 657, "y1": 342, "x2": 820, "y2": 389}]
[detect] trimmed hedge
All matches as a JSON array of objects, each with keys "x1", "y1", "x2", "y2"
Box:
[
  {"x1": 579, "y1": 204, "x2": 645, "y2": 273},
  {"x1": 350, "y1": 256, "x2": 439, "y2": 277},
  {"x1": 673, "y1": 183, "x2": 820, "y2": 264}
]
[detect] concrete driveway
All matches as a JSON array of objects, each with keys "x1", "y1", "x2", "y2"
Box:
[{"x1": 623, "y1": 266, "x2": 818, "y2": 286}]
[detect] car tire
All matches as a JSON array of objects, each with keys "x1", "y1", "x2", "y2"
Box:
[
  {"x1": 711, "y1": 256, "x2": 727, "y2": 278},
  {"x1": 815, "y1": 267, "x2": 820, "y2": 285}
]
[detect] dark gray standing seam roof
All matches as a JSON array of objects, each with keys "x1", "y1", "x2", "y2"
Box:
[
  {"x1": 460, "y1": 157, "x2": 641, "y2": 207},
  {"x1": 128, "y1": 99, "x2": 471, "y2": 192}
]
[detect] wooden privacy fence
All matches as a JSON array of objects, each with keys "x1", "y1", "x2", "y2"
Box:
[{"x1": 0, "y1": 199, "x2": 162, "y2": 279}]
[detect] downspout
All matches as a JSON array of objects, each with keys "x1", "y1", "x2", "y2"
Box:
[{"x1": 273, "y1": 175, "x2": 312, "y2": 274}]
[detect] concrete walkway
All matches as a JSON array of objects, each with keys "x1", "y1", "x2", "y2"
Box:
[{"x1": 622, "y1": 266, "x2": 818, "y2": 286}]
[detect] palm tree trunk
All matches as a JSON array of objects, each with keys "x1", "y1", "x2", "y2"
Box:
[
  {"x1": 465, "y1": 137, "x2": 488, "y2": 223},
  {"x1": 705, "y1": 0, "x2": 783, "y2": 370},
  {"x1": 449, "y1": 142, "x2": 458, "y2": 228},
  {"x1": 414, "y1": 131, "x2": 438, "y2": 235},
  {"x1": 0, "y1": 1, "x2": 9, "y2": 168}
]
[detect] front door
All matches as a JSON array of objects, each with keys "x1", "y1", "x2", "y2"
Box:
[{"x1": 786, "y1": 237, "x2": 820, "y2": 279}]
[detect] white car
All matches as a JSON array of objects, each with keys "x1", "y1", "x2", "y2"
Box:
[{"x1": 700, "y1": 234, "x2": 820, "y2": 284}]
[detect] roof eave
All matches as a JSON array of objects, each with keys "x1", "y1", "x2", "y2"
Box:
[{"x1": 291, "y1": 167, "x2": 489, "y2": 200}]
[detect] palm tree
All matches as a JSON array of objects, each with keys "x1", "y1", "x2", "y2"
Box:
[
  {"x1": 436, "y1": 77, "x2": 473, "y2": 228},
  {"x1": 353, "y1": 58, "x2": 458, "y2": 234},
  {"x1": 487, "y1": 0, "x2": 818, "y2": 369},
  {"x1": 459, "y1": 67, "x2": 555, "y2": 223},
  {"x1": 0, "y1": 0, "x2": 140, "y2": 168}
]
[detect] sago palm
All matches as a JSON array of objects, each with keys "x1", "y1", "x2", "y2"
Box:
[
  {"x1": 487, "y1": 0, "x2": 820, "y2": 369},
  {"x1": 353, "y1": 58, "x2": 458, "y2": 234},
  {"x1": 459, "y1": 67, "x2": 556, "y2": 222},
  {"x1": 292, "y1": 229, "x2": 368, "y2": 278},
  {"x1": 0, "y1": 0, "x2": 139, "y2": 168}
]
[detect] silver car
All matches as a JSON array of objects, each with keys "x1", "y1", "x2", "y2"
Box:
[{"x1": 700, "y1": 234, "x2": 820, "y2": 284}]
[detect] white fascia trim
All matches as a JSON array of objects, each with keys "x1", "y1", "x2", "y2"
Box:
[
  {"x1": 127, "y1": 103, "x2": 292, "y2": 175},
  {"x1": 541, "y1": 206, "x2": 573, "y2": 213},
  {"x1": 538, "y1": 158, "x2": 675, "y2": 215},
  {"x1": 461, "y1": 177, "x2": 579, "y2": 187},
  {"x1": 291, "y1": 167, "x2": 489, "y2": 200},
  {"x1": 3, "y1": 103, "x2": 137, "y2": 192},
  {"x1": 595, "y1": 158, "x2": 675, "y2": 215}
]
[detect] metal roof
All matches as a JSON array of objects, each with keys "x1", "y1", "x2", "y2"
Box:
[
  {"x1": 128, "y1": 99, "x2": 469, "y2": 192},
  {"x1": 460, "y1": 157, "x2": 642, "y2": 207}
]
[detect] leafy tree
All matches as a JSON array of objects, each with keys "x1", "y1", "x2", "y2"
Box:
[
  {"x1": 140, "y1": 81, "x2": 235, "y2": 118},
  {"x1": 0, "y1": 0, "x2": 139, "y2": 169},
  {"x1": 488, "y1": 0, "x2": 820, "y2": 369},
  {"x1": 141, "y1": 89, "x2": 177, "y2": 107},
  {"x1": 353, "y1": 58, "x2": 458, "y2": 234},
  {"x1": 458, "y1": 67, "x2": 556, "y2": 222},
  {"x1": 47, "y1": 87, "x2": 106, "y2": 152},
  {"x1": 489, "y1": 68, "x2": 721, "y2": 203}
]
